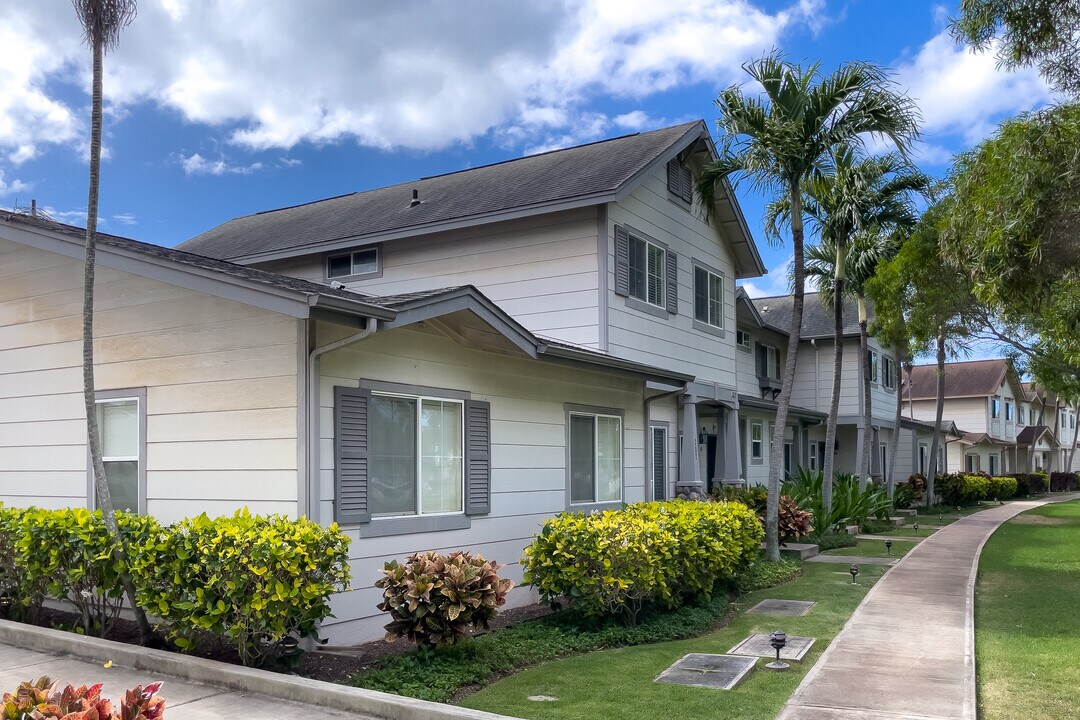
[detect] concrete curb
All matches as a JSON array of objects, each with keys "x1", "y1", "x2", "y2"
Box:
[{"x1": 0, "y1": 620, "x2": 522, "y2": 720}]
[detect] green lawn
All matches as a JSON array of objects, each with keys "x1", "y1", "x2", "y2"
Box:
[
  {"x1": 821, "y1": 538, "x2": 917, "y2": 558},
  {"x1": 867, "y1": 524, "x2": 937, "y2": 538},
  {"x1": 458, "y1": 562, "x2": 887, "y2": 720},
  {"x1": 976, "y1": 500, "x2": 1080, "y2": 720}
]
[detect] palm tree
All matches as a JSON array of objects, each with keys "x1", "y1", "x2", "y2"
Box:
[
  {"x1": 698, "y1": 54, "x2": 919, "y2": 560},
  {"x1": 771, "y1": 149, "x2": 928, "y2": 508},
  {"x1": 73, "y1": 0, "x2": 151, "y2": 641}
]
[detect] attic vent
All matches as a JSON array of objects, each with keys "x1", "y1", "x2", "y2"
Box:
[{"x1": 410, "y1": 188, "x2": 421, "y2": 207}]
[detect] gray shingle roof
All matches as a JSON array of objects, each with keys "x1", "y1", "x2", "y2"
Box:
[
  {"x1": 748, "y1": 292, "x2": 864, "y2": 338},
  {"x1": 180, "y1": 122, "x2": 704, "y2": 261},
  {"x1": 907, "y1": 359, "x2": 1010, "y2": 400}
]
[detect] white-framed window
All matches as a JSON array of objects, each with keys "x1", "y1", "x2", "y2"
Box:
[
  {"x1": 628, "y1": 235, "x2": 666, "y2": 307},
  {"x1": 1005, "y1": 401, "x2": 1013, "y2": 421},
  {"x1": 757, "y1": 344, "x2": 780, "y2": 380},
  {"x1": 1072, "y1": 413, "x2": 1076, "y2": 429},
  {"x1": 750, "y1": 421, "x2": 764, "y2": 464},
  {"x1": 992, "y1": 397, "x2": 1001, "y2": 419},
  {"x1": 369, "y1": 392, "x2": 464, "y2": 517},
  {"x1": 1019, "y1": 407, "x2": 1026, "y2": 425},
  {"x1": 569, "y1": 412, "x2": 623, "y2": 505},
  {"x1": 868, "y1": 350, "x2": 880, "y2": 384},
  {"x1": 879, "y1": 442, "x2": 888, "y2": 478},
  {"x1": 327, "y1": 247, "x2": 379, "y2": 279},
  {"x1": 93, "y1": 392, "x2": 145, "y2": 514},
  {"x1": 693, "y1": 265, "x2": 723, "y2": 328},
  {"x1": 650, "y1": 426, "x2": 667, "y2": 501},
  {"x1": 988, "y1": 453, "x2": 998, "y2": 476},
  {"x1": 882, "y1": 356, "x2": 896, "y2": 389},
  {"x1": 736, "y1": 329, "x2": 751, "y2": 349},
  {"x1": 809, "y1": 441, "x2": 818, "y2": 471},
  {"x1": 966, "y1": 454, "x2": 979, "y2": 473},
  {"x1": 1062, "y1": 409, "x2": 1068, "y2": 428}
]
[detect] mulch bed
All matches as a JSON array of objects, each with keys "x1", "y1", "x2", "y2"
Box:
[{"x1": 31, "y1": 603, "x2": 553, "y2": 685}]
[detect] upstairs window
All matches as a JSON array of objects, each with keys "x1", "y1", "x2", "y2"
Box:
[
  {"x1": 1019, "y1": 407, "x2": 1026, "y2": 425},
  {"x1": 736, "y1": 329, "x2": 751, "y2": 349},
  {"x1": 867, "y1": 350, "x2": 880, "y2": 384},
  {"x1": 693, "y1": 266, "x2": 723, "y2": 328},
  {"x1": 1005, "y1": 401, "x2": 1013, "y2": 421},
  {"x1": 991, "y1": 397, "x2": 1000, "y2": 419},
  {"x1": 327, "y1": 248, "x2": 379, "y2": 279},
  {"x1": 757, "y1": 344, "x2": 780, "y2": 380},
  {"x1": 629, "y1": 235, "x2": 666, "y2": 307},
  {"x1": 666, "y1": 157, "x2": 693, "y2": 204},
  {"x1": 614, "y1": 226, "x2": 678, "y2": 315},
  {"x1": 882, "y1": 356, "x2": 896, "y2": 389}
]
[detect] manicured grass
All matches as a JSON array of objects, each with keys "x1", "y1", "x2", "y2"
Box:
[
  {"x1": 869, "y1": 524, "x2": 937, "y2": 538},
  {"x1": 458, "y1": 562, "x2": 887, "y2": 720},
  {"x1": 976, "y1": 500, "x2": 1080, "y2": 720},
  {"x1": 821, "y1": 538, "x2": 917, "y2": 558}
]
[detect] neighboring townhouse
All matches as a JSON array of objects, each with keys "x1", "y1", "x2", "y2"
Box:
[
  {"x1": 1, "y1": 121, "x2": 770, "y2": 642},
  {"x1": 903, "y1": 359, "x2": 1080, "y2": 475},
  {"x1": 738, "y1": 291, "x2": 937, "y2": 486}
]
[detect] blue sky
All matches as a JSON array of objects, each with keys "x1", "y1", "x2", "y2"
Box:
[{"x1": 0, "y1": 0, "x2": 1053, "y2": 302}]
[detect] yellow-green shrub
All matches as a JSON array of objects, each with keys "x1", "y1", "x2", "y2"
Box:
[
  {"x1": 0, "y1": 507, "x2": 45, "y2": 624},
  {"x1": 131, "y1": 510, "x2": 351, "y2": 667},
  {"x1": 523, "y1": 500, "x2": 762, "y2": 624},
  {"x1": 988, "y1": 474, "x2": 1018, "y2": 500}
]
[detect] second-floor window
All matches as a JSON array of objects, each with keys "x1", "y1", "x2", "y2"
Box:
[
  {"x1": 1019, "y1": 407, "x2": 1026, "y2": 425},
  {"x1": 1062, "y1": 409, "x2": 1068, "y2": 428},
  {"x1": 1006, "y1": 401, "x2": 1013, "y2": 421},
  {"x1": 736, "y1": 329, "x2": 751, "y2": 349},
  {"x1": 882, "y1": 356, "x2": 896, "y2": 389},
  {"x1": 628, "y1": 235, "x2": 666, "y2": 307},
  {"x1": 868, "y1": 350, "x2": 879, "y2": 384},
  {"x1": 757, "y1": 344, "x2": 780, "y2": 380},
  {"x1": 327, "y1": 248, "x2": 379, "y2": 279},
  {"x1": 693, "y1": 266, "x2": 723, "y2": 328},
  {"x1": 992, "y1": 397, "x2": 1001, "y2": 419}
]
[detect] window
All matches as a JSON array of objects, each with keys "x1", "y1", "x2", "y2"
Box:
[
  {"x1": 736, "y1": 329, "x2": 751, "y2": 349},
  {"x1": 882, "y1": 356, "x2": 896, "y2": 389},
  {"x1": 750, "y1": 421, "x2": 764, "y2": 464},
  {"x1": 879, "y1": 443, "x2": 888, "y2": 479},
  {"x1": 919, "y1": 443, "x2": 928, "y2": 475},
  {"x1": 757, "y1": 344, "x2": 780, "y2": 380},
  {"x1": 693, "y1": 266, "x2": 723, "y2": 328},
  {"x1": 1072, "y1": 413, "x2": 1076, "y2": 429},
  {"x1": 966, "y1": 454, "x2": 979, "y2": 473},
  {"x1": 333, "y1": 385, "x2": 491, "y2": 530},
  {"x1": 1005, "y1": 402, "x2": 1013, "y2": 421},
  {"x1": 1060, "y1": 409, "x2": 1066, "y2": 428},
  {"x1": 991, "y1": 397, "x2": 1000, "y2": 419},
  {"x1": 988, "y1": 453, "x2": 998, "y2": 476},
  {"x1": 628, "y1": 235, "x2": 666, "y2": 307},
  {"x1": 1019, "y1": 407, "x2": 1026, "y2": 425},
  {"x1": 867, "y1": 350, "x2": 879, "y2": 384},
  {"x1": 570, "y1": 412, "x2": 623, "y2": 505},
  {"x1": 369, "y1": 393, "x2": 463, "y2": 517},
  {"x1": 651, "y1": 426, "x2": 667, "y2": 501},
  {"x1": 92, "y1": 391, "x2": 145, "y2": 514},
  {"x1": 809, "y1": 441, "x2": 818, "y2": 471},
  {"x1": 666, "y1": 157, "x2": 693, "y2": 204},
  {"x1": 327, "y1": 248, "x2": 379, "y2": 279}
]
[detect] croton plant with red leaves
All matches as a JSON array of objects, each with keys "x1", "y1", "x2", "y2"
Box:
[{"x1": 1, "y1": 675, "x2": 165, "y2": 720}]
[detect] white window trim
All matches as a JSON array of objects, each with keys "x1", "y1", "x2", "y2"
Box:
[
  {"x1": 868, "y1": 349, "x2": 880, "y2": 385},
  {"x1": 567, "y1": 407, "x2": 624, "y2": 508},
  {"x1": 758, "y1": 344, "x2": 780, "y2": 380},
  {"x1": 882, "y1": 356, "x2": 896, "y2": 390},
  {"x1": 89, "y1": 388, "x2": 147, "y2": 514},
  {"x1": 370, "y1": 391, "x2": 465, "y2": 519},
  {"x1": 736, "y1": 329, "x2": 752, "y2": 350},
  {"x1": 628, "y1": 234, "x2": 666, "y2": 309},
  {"x1": 325, "y1": 246, "x2": 382, "y2": 281},
  {"x1": 808, "y1": 441, "x2": 818, "y2": 471},
  {"x1": 750, "y1": 420, "x2": 764, "y2": 464},
  {"x1": 692, "y1": 263, "x2": 725, "y2": 333}
]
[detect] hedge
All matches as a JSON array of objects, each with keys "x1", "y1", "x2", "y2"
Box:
[
  {"x1": 1049, "y1": 471, "x2": 1079, "y2": 492},
  {"x1": 522, "y1": 500, "x2": 762, "y2": 625}
]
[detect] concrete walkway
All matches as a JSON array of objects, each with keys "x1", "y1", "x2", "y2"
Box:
[{"x1": 777, "y1": 495, "x2": 1078, "y2": 720}]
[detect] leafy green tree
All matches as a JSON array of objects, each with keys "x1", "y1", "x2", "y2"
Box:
[
  {"x1": 73, "y1": 0, "x2": 151, "y2": 641},
  {"x1": 698, "y1": 53, "x2": 919, "y2": 559},
  {"x1": 952, "y1": 0, "x2": 1080, "y2": 96}
]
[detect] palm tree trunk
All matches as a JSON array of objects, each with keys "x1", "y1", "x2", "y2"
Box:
[
  {"x1": 886, "y1": 343, "x2": 902, "y2": 497},
  {"x1": 857, "y1": 294, "x2": 872, "y2": 488},
  {"x1": 765, "y1": 179, "x2": 806, "y2": 562},
  {"x1": 926, "y1": 330, "x2": 947, "y2": 504},
  {"x1": 82, "y1": 37, "x2": 153, "y2": 644},
  {"x1": 821, "y1": 244, "x2": 845, "y2": 514}
]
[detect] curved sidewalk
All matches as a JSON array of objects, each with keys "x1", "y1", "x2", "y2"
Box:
[{"x1": 777, "y1": 494, "x2": 1078, "y2": 720}]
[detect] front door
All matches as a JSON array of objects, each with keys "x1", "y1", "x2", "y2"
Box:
[{"x1": 706, "y1": 434, "x2": 718, "y2": 493}]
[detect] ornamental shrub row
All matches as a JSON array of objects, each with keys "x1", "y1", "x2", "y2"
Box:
[
  {"x1": 1049, "y1": 471, "x2": 1079, "y2": 492},
  {"x1": 0, "y1": 506, "x2": 351, "y2": 668},
  {"x1": 936, "y1": 473, "x2": 1021, "y2": 506},
  {"x1": 522, "y1": 500, "x2": 762, "y2": 625}
]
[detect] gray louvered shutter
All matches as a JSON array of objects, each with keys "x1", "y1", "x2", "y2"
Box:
[
  {"x1": 665, "y1": 251, "x2": 678, "y2": 314},
  {"x1": 465, "y1": 399, "x2": 491, "y2": 516},
  {"x1": 334, "y1": 386, "x2": 372, "y2": 523},
  {"x1": 667, "y1": 158, "x2": 680, "y2": 195},
  {"x1": 614, "y1": 225, "x2": 630, "y2": 297},
  {"x1": 679, "y1": 164, "x2": 693, "y2": 203}
]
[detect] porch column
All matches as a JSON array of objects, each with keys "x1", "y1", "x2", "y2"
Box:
[
  {"x1": 791, "y1": 423, "x2": 802, "y2": 477},
  {"x1": 677, "y1": 398, "x2": 703, "y2": 498},
  {"x1": 854, "y1": 425, "x2": 866, "y2": 478},
  {"x1": 720, "y1": 406, "x2": 743, "y2": 484}
]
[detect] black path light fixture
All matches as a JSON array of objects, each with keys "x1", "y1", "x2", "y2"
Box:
[
  {"x1": 885, "y1": 538, "x2": 893, "y2": 556},
  {"x1": 766, "y1": 630, "x2": 790, "y2": 671},
  {"x1": 913, "y1": 521, "x2": 920, "y2": 537},
  {"x1": 849, "y1": 563, "x2": 860, "y2": 584}
]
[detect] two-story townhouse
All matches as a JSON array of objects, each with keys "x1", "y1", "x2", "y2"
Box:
[
  {"x1": 0, "y1": 122, "x2": 769, "y2": 642},
  {"x1": 1019, "y1": 382, "x2": 1080, "y2": 472}
]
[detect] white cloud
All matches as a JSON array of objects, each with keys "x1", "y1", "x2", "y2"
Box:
[
  {"x1": 0, "y1": 0, "x2": 816, "y2": 159},
  {"x1": 895, "y1": 29, "x2": 1054, "y2": 148},
  {"x1": 0, "y1": 169, "x2": 31, "y2": 198},
  {"x1": 739, "y1": 255, "x2": 793, "y2": 298},
  {"x1": 179, "y1": 153, "x2": 265, "y2": 177},
  {"x1": 111, "y1": 213, "x2": 137, "y2": 225}
]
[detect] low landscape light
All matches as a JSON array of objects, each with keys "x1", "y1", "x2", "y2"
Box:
[
  {"x1": 849, "y1": 563, "x2": 860, "y2": 584},
  {"x1": 885, "y1": 539, "x2": 893, "y2": 556},
  {"x1": 766, "y1": 630, "x2": 789, "y2": 671},
  {"x1": 913, "y1": 522, "x2": 920, "y2": 536}
]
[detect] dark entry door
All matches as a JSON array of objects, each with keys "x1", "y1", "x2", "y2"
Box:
[{"x1": 706, "y1": 434, "x2": 718, "y2": 493}]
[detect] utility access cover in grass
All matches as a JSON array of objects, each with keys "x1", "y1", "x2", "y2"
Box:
[
  {"x1": 729, "y1": 633, "x2": 816, "y2": 661},
  {"x1": 654, "y1": 653, "x2": 758, "y2": 690},
  {"x1": 746, "y1": 599, "x2": 816, "y2": 616}
]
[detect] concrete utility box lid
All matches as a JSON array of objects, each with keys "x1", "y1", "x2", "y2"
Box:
[
  {"x1": 746, "y1": 599, "x2": 816, "y2": 616},
  {"x1": 654, "y1": 653, "x2": 758, "y2": 690},
  {"x1": 729, "y1": 633, "x2": 816, "y2": 661}
]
